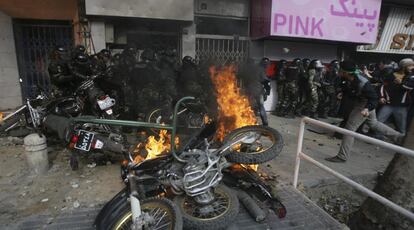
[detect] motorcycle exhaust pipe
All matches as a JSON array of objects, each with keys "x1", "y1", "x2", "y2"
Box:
[{"x1": 237, "y1": 190, "x2": 266, "y2": 222}]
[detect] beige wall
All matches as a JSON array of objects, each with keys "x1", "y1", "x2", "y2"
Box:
[
  {"x1": 85, "y1": 0, "x2": 194, "y2": 21},
  {"x1": 0, "y1": 11, "x2": 22, "y2": 110},
  {"x1": 0, "y1": 0, "x2": 81, "y2": 44}
]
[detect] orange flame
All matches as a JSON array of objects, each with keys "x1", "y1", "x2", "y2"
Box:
[
  {"x1": 209, "y1": 65, "x2": 257, "y2": 141},
  {"x1": 210, "y1": 65, "x2": 258, "y2": 171},
  {"x1": 133, "y1": 129, "x2": 179, "y2": 164}
]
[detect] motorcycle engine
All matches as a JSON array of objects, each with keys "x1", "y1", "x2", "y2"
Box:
[{"x1": 168, "y1": 149, "x2": 225, "y2": 205}]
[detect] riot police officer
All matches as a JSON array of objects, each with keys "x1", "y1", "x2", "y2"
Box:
[
  {"x1": 280, "y1": 58, "x2": 301, "y2": 118},
  {"x1": 275, "y1": 59, "x2": 288, "y2": 116},
  {"x1": 324, "y1": 60, "x2": 341, "y2": 117},
  {"x1": 296, "y1": 58, "x2": 310, "y2": 115},
  {"x1": 48, "y1": 46, "x2": 72, "y2": 95},
  {"x1": 306, "y1": 59, "x2": 324, "y2": 118}
]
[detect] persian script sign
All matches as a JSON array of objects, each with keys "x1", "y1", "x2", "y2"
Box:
[{"x1": 270, "y1": 0, "x2": 382, "y2": 44}]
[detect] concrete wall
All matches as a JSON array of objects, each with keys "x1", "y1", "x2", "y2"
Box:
[
  {"x1": 0, "y1": 0, "x2": 81, "y2": 44},
  {"x1": 195, "y1": 0, "x2": 249, "y2": 18},
  {"x1": 85, "y1": 0, "x2": 194, "y2": 21},
  {"x1": 0, "y1": 11, "x2": 22, "y2": 110},
  {"x1": 182, "y1": 23, "x2": 196, "y2": 58},
  {"x1": 90, "y1": 21, "x2": 106, "y2": 52}
]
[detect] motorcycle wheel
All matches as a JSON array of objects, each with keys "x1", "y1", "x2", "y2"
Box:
[
  {"x1": 174, "y1": 185, "x2": 239, "y2": 230},
  {"x1": 110, "y1": 197, "x2": 183, "y2": 230},
  {"x1": 145, "y1": 107, "x2": 170, "y2": 135},
  {"x1": 223, "y1": 125, "x2": 283, "y2": 164}
]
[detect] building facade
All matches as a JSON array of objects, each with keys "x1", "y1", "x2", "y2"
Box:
[{"x1": 2, "y1": 0, "x2": 414, "y2": 111}]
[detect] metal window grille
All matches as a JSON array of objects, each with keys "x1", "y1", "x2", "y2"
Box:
[
  {"x1": 195, "y1": 35, "x2": 249, "y2": 65},
  {"x1": 13, "y1": 20, "x2": 73, "y2": 99}
]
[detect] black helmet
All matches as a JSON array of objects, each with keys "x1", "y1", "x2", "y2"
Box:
[
  {"x1": 75, "y1": 53, "x2": 88, "y2": 64},
  {"x1": 74, "y1": 45, "x2": 86, "y2": 54},
  {"x1": 309, "y1": 59, "x2": 324, "y2": 69},
  {"x1": 182, "y1": 56, "x2": 195, "y2": 65},
  {"x1": 261, "y1": 57, "x2": 270, "y2": 66},
  {"x1": 99, "y1": 49, "x2": 111, "y2": 58},
  {"x1": 55, "y1": 46, "x2": 67, "y2": 55},
  {"x1": 330, "y1": 60, "x2": 340, "y2": 70},
  {"x1": 292, "y1": 58, "x2": 302, "y2": 66}
]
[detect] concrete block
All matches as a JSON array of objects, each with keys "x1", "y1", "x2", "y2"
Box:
[{"x1": 24, "y1": 134, "x2": 49, "y2": 175}]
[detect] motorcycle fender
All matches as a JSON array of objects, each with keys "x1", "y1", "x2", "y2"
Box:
[{"x1": 94, "y1": 187, "x2": 129, "y2": 229}]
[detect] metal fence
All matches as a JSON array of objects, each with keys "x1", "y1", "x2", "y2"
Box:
[
  {"x1": 195, "y1": 34, "x2": 249, "y2": 65},
  {"x1": 293, "y1": 117, "x2": 414, "y2": 221}
]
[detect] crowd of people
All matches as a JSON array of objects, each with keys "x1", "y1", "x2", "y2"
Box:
[
  {"x1": 47, "y1": 45, "x2": 414, "y2": 162},
  {"x1": 263, "y1": 57, "x2": 414, "y2": 162}
]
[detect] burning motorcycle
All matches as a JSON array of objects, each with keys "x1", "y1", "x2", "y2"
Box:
[{"x1": 92, "y1": 96, "x2": 284, "y2": 230}]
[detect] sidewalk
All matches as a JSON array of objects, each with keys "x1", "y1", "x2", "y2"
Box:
[
  {"x1": 15, "y1": 185, "x2": 346, "y2": 230},
  {"x1": 263, "y1": 114, "x2": 394, "y2": 188}
]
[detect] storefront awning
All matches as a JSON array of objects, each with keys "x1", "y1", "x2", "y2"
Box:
[
  {"x1": 85, "y1": 0, "x2": 193, "y2": 21},
  {"x1": 357, "y1": 8, "x2": 414, "y2": 54}
]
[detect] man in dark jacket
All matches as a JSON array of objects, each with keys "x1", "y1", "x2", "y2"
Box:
[
  {"x1": 377, "y1": 68, "x2": 414, "y2": 135},
  {"x1": 326, "y1": 60, "x2": 404, "y2": 163}
]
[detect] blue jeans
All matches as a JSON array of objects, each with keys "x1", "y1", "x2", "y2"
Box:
[{"x1": 377, "y1": 105, "x2": 408, "y2": 134}]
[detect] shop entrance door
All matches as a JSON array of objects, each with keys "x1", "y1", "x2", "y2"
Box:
[{"x1": 13, "y1": 19, "x2": 73, "y2": 99}]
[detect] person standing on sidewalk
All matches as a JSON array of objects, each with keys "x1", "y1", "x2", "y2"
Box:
[
  {"x1": 376, "y1": 59, "x2": 414, "y2": 136},
  {"x1": 325, "y1": 60, "x2": 404, "y2": 163}
]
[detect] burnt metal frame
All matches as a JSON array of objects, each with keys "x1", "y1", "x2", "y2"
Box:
[{"x1": 71, "y1": 96, "x2": 195, "y2": 162}]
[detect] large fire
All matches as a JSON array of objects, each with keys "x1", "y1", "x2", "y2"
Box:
[
  {"x1": 209, "y1": 65, "x2": 257, "y2": 140},
  {"x1": 133, "y1": 65, "x2": 261, "y2": 172},
  {"x1": 210, "y1": 65, "x2": 258, "y2": 171},
  {"x1": 134, "y1": 129, "x2": 179, "y2": 164}
]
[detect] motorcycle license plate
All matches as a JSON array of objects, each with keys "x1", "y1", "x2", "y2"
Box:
[
  {"x1": 74, "y1": 130, "x2": 95, "y2": 151},
  {"x1": 97, "y1": 97, "x2": 115, "y2": 110}
]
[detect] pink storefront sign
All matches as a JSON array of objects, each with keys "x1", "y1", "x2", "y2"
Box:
[{"x1": 270, "y1": 0, "x2": 382, "y2": 44}]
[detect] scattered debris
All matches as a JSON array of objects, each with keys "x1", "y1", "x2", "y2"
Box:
[
  {"x1": 87, "y1": 163, "x2": 97, "y2": 168},
  {"x1": 73, "y1": 201, "x2": 80, "y2": 208}
]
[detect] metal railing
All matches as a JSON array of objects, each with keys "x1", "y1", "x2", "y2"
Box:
[{"x1": 293, "y1": 117, "x2": 414, "y2": 221}]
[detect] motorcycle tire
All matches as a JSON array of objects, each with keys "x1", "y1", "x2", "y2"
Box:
[
  {"x1": 223, "y1": 125, "x2": 283, "y2": 164},
  {"x1": 145, "y1": 106, "x2": 175, "y2": 135},
  {"x1": 106, "y1": 197, "x2": 183, "y2": 230},
  {"x1": 174, "y1": 185, "x2": 239, "y2": 230}
]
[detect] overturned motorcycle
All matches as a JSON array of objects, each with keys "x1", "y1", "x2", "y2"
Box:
[{"x1": 85, "y1": 98, "x2": 285, "y2": 230}]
